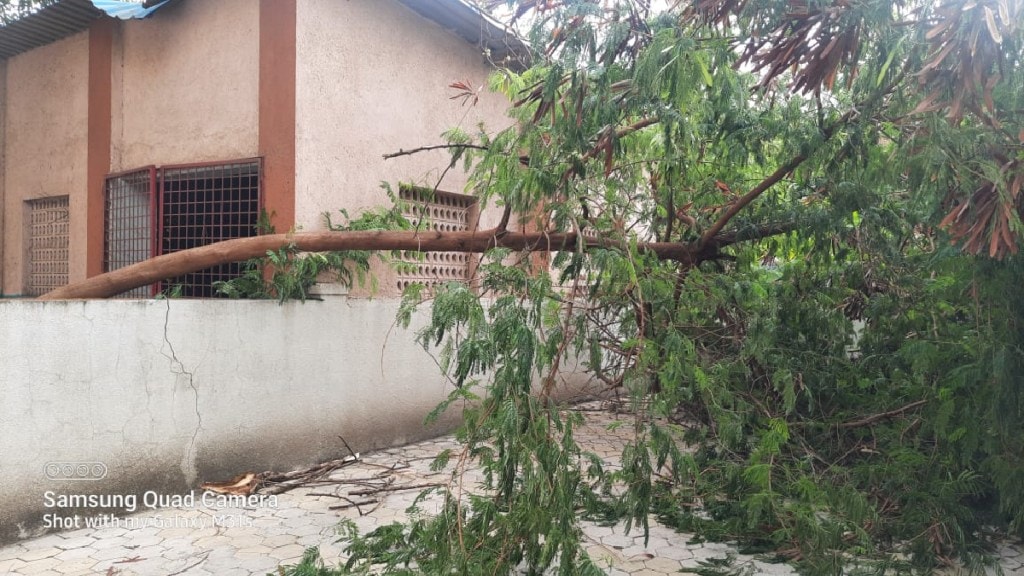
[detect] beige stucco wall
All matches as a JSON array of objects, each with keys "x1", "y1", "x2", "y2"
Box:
[
  {"x1": 110, "y1": 0, "x2": 259, "y2": 172},
  {"x1": 3, "y1": 0, "x2": 512, "y2": 296},
  {"x1": 295, "y1": 0, "x2": 512, "y2": 262},
  {"x1": 0, "y1": 60, "x2": 6, "y2": 293},
  {"x1": 2, "y1": 33, "x2": 89, "y2": 296}
]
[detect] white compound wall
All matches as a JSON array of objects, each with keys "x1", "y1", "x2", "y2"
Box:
[{"x1": 0, "y1": 297, "x2": 596, "y2": 544}]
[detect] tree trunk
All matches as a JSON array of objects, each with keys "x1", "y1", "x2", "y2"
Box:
[
  {"x1": 37, "y1": 228, "x2": 711, "y2": 300},
  {"x1": 39, "y1": 221, "x2": 798, "y2": 300}
]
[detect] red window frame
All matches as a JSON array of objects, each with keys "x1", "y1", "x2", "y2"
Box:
[{"x1": 103, "y1": 158, "x2": 263, "y2": 298}]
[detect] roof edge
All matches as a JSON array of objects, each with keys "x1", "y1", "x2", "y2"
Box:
[
  {"x1": 0, "y1": 0, "x2": 531, "y2": 67},
  {"x1": 0, "y1": 0, "x2": 103, "y2": 60},
  {"x1": 395, "y1": 0, "x2": 531, "y2": 70},
  {"x1": 0, "y1": 0, "x2": 179, "y2": 60}
]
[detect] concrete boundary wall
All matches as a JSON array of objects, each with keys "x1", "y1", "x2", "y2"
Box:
[{"x1": 0, "y1": 298, "x2": 594, "y2": 544}]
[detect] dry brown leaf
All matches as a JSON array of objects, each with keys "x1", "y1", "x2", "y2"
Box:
[
  {"x1": 983, "y1": 6, "x2": 1003, "y2": 43},
  {"x1": 989, "y1": 220, "x2": 1001, "y2": 257},
  {"x1": 200, "y1": 472, "x2": 259, "y2": 495},
  {"x1": 911, "y1": 92, "x2": 942, "y2": 115},
  {"x1": 926, "y1": 19, "x2": 953, "y2": 40},
  {"x1": 1000, "y1": 206, "x2": 1015, "y2": 247},
  {"x1": 921, "y1": 42, "x2": 956, "y2": 73},
  {"x1": 998, "y1": 0, "x2": 1011, "y2": 26}
]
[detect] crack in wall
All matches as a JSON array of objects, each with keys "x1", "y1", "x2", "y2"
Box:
[{"x1": 161, "y1": 299, "x2": 202, "y2": 484}]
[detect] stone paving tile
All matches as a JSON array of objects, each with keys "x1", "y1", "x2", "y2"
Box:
[
  {"x1": 267, "y1": 543, "x2": 308, "y2": 561},
  {"x1": 51, "y1": 538, "x2": 95, "y2": 552},
  {"x1": 48, "y1": 558, "x2": 95, "y2": 575},
  {"x1": 1, "y1": 403, "x2": 1021, "y2": 575},
  {"x1": 0, "y1": 547, "x2": 27, "y2": 563},
  {"x1": 0, "y1": 559, "x2": 27, "y2": 574},
  {"x1": 49, "y1": 549, "x2": 93, "y2": 564},
  {"x1": 90, "y1": 528, "x2": 128, "y2": 541},
  {"x1": 652, "y1": 543, "x2": 695, "y2": 562},
  {"x1": 644, "y1": 556, "x2": 683, "y2": 573},
  {"x1": 89, "y1": 546, "x2": 136, "y2": 562},
  {"x1": 12, "y1": 557, "x2": 60, "y2": 575}
]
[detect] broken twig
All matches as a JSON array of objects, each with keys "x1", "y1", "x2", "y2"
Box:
[
  {"x1": 838, "y1": 400, "x2": 928, "y2": 429},
  {"x1": 349, "y1": 482, "x2": 446, "y2": 497}
]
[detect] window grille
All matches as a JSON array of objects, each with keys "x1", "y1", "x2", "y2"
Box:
[
  {"x1": 105, "y1": 168, "x2": 156, "y2": 297},
  {"x1": 103, "y1": 159, "x2": 261, "y2": 298},
  {"x1": 396, "y1": 187, "x2": 475, "y2": 291},
  {"x1": 160, "y1": 162, "x2": 261, "y2": 297},
  {"x1": 26, "y1": 196, "x2": 70, "y2": 296}
]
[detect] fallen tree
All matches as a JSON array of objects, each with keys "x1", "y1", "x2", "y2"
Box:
[
  {"x1": 37, "y1": 0, "x2": 1024, "y2": 571},
  {"x1": 37, "y1": 222, "x2": 795, "y2": 300}
]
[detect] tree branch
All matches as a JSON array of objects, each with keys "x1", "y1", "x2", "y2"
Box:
[
  {"x1": 699, "y1": 153, "x2": 808, "y2": 248},
  {"x1": 698, "y1": 102, "x2": 868, "y2": 248},
  {"x1": 837, "y1": 400, "x2": 928, "y2": 430},
  {"x1": 496, "y1": 205, "x2": 513, "y2": 234},
  {"x1": 383, "y1": 143, "x2": 490, "y2": 160},
  {"x1": 612, "y1": 116, "x2": 660, "y2": 139},
  {"x1": 705, "y1": 220, "x2": 798, "y2": 248},
  {"x1": 564, "y1": 116, "x2": 660, "y2": 181}
]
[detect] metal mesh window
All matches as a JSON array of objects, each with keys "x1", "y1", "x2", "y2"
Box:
[
  {"x1": 26, "y1": 196, "x2": 70, "y2": 297},
  {"x1": 103, "y1": 159, "x2": 261, "y2": 298},
  {"x1": 105, "y1": 168, "x2": 156, "y2": 297},
  {"x1": 160, "y1": 161, "x2": 261, "y2": 297},
  {"x1": 396, "y1": 187, "x2": 475, "y2": 291}
]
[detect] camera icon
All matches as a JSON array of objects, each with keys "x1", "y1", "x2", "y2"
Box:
[{"x1": 44, "y1": 462, "x2": 107, "y2": 481}]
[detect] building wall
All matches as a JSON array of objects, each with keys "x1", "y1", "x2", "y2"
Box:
[
  {"x1": 2, "y1": 0, "x2": 513, "y2": 296},
  {"x1": 0, "y1": 60, "x2": 6, "y2": 294},
  {"x1": 0, "y1": 297, "x2": 596, "y2": 545},
  {"x1": 294, "y1": 0, "x2": 512, "y2": 287},
  {"x1": 110, "y1": 0, "x2": 259, "y2": 172},
  {"x1": 0, "y1": 0, "x2": 259, "y2": 295},
  {"x1": 2, "y1": 33, "x2": 89, "y2": 295}
]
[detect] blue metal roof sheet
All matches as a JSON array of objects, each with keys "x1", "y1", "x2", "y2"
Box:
[{"x1": 90, "y1": 0, "x2": 170, "y2": 20}]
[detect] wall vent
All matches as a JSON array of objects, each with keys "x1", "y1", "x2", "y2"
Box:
[
  {"x1": 396, "y1": 187, "x2": 476, "y2": 291},
  {"x1": 26, "y1": 196, "x2": 70, "y2": 297}
]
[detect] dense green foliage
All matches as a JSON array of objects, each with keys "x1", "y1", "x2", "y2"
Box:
[{"x1": 278, "y1": 0, "x2": 1024, "y2": 574}]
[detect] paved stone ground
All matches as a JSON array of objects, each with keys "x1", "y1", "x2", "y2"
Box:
[{"x1": 0, "y1": 403, "x2": 1021, "y2": 575}]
